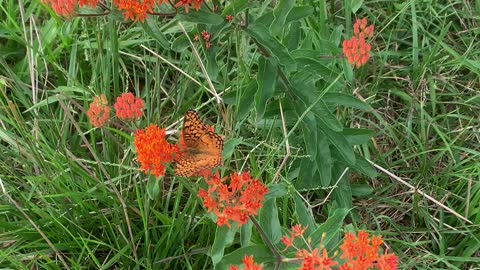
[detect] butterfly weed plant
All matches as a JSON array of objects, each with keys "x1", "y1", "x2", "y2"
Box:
[{"x1": 1, "y1": 0, "x2": 479, "y2": 269}]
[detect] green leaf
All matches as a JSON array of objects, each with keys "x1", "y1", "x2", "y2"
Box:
[
  {"x1": 343, "y1": 128, "x2": 374, "y2": 145},
  {"x1": 332, "y1": 163, "x2": 353, "y2": 209},
  {"x1": 142, "y1": 18, "x2": 169, "y2": 49},
  {"x1": 146, "y1": 176, "x2": 160, "y2": 200},
  {"x1": 294, "y1": 194, "x2": 316, "y2": 235},
  {"x1": 295, "y1": 57, "x2": 336, "y2": 82},
  {"x1": 240, "y1": 221, "x2": 253, "y2": 247},
  {"x1": 265, "y1": 183, "x2": 288, "y2": 200},
  {"x1": 211, "y1": 225, "x2": 238, "y2": 265},
  {"x1": 270, "y1": 0, "x2": 295, "y2": 36},
  {"x1": 349, "y1": 154, "x2": 377, "y2": 178},
  {"x1": 310, "y1": 208, "x2": 350, "y2": 247},
  {"x1": 222, "y1": 0, "x2": 249, "y2": 16},
  {"x1": 216, "y1": 245, "x2": 273, "y2": 269},
  {"x1": 320, "y1": 128, "x2": 356, "y2": 165},
  {"x1": 316, "y1": 134, "x2": 332, "y2": 186},
  {"x1": 296, "y1": 158, "x2": 318, "y2": 189},
  {"x1": 258, "y1": 198, "x2": 282, "y2": 244},
  {"x1": 316, "y1": 100, "x2": 343, "y2": 132},
  {"x1": 237, "y1": 80, "x2": 257, "y2": 121},
  {"x1": 255, "y1": 57, "x2": 277, "y2": 119},
  {"x1": 351, "y1": 184, "x2": 373, "y2": 196},
  {"x1": 170, "y1": 35, "x2": 190, "y2": 52},
  {"x1": 223, "y1": 137, "x2": 243, "y2": 159},
  {"x1": 301, "y1": 112, "x2": 317, "y2": 160},
  {"x1": 351, "y1": 0, "x2": 364, "y2": 13},
  {"x1": 286, "y1": 6, "x2": 314, "y2": 22},
  {"x1": 243, "y1": 23, "x2": 297, "y2": 72},
  {"x1": 323, "y1": 93, "x2": 371, "y2": 111},
  {"x1": 176, "y1": 10, "x2": 224, "y2": 25}
]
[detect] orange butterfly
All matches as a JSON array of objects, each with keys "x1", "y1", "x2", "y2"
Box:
[{"x1": 175, "y1": 110, "x2": 224, "y2": 177}]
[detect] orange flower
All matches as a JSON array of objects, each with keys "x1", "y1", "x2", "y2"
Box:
[
  {"x1": 113, "y1": 0, "x2": 164, "y2": 22},
  {"x1": 376, "y1": 253, "x2": 398, "y2": 270},
  {"x1": 42, "y1": 0, "x2": 77, "y2": 17},
  {"x1": 298, "y1": 248, "x2": 336, "y2": 270},
  {"x1": 79, "y1": 0, "x2": 98, "y2": 8},
  {"x1": 86, "y1": 94, "x2": 110, "y2": 128},
  {"x1": 229, "y1": 255, "x2": 263, "y2": 270},
  {"x1": 343, "y1": 18, "x2": 374, "y2": 68},
  {"x1": 225, "y1": 15, "x2": 234, "y2": 23},
  {"x1": 197, "y1": 172, "x2": 268, "y2": 228},
  {"x1": 133, "y1": 124, "x2": 178, "y2": 178},
  {"x1": 175, "y1": 0, "x2": 203, "y2": 13},
  {"x1": 114, "y1": 92, "x2": 144, "y2": 121}
]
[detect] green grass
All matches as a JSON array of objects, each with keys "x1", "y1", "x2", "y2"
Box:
[{"x1": 1, "y1": 0, "x2": 480, "y2": 269}]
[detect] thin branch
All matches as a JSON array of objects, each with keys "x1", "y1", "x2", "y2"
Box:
[
  {"x1": 250, "y1": 218, "x2": 282, "y2": 270},
  {"x1": 272, "y1": 100, "x2": 290, "y2": 183},
  {"x1": 367, "y1": 159, "x2": 473, "y2": 225}
]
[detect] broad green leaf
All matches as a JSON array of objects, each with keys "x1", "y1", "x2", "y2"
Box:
[
  {"x1": 294, "y1": 194, "x2": 316, "y2": 235},
  {"x1": 211, "y1": 225, "x2": 238, "y2": 265},
  {"x1": 146, "y1": 176, "x2": 160, "y2": 200},
  {"x1": 216, "y1": 245, "x2": 273, "y2": 269},
  {"x1": 351, "y1": 0, "x2": 364, "y2": 13},
  {"x1": 351, "y1": 184, "x2": 373, "y2": 196},
  {"x1": 310, "y1": 208, "x2": 350, "y2": 247},
  {"x1": 237, "y1": 80, "x2": 257, "y2": 121},
  {"x1": 170, "y1": 35, "x2": 190, "y2": 52},
  {"x1": 223, "y1": 137, "x2": 243, "y2": 159},
  {"x1": 255, "y1": 57, "x2": 277, "y2": 119},
  {"x1": 295, "y1": 57, "x2": 336, "y2": 82},
  {"x1": 285, "y1": 21, "x2": 301, "y2": 50},
  {"x1": 240, "y1": 220, "x2": 253, "y2": 247},
  {"x1": 296, "y1": 158, "x2": 318, "y2": 189},
  {"x1": 343, "y1": 128, "x2": 374, "y2": 145},
  {"x1": 259, "y1": 198, "x2": 282, "y2": 244},
  {"x1": 332, "y1": 163, "x2": 353, "y2": 209},
  {"x1": 320, "y1": 128, "x2": 355, "y2": 165},
  {"x1": 222, "y1": 0, "x2": 249, "y2": 16},
  {"x1": 323, "y1": 93, "x2": 371, "y2": 111},
  {"x1": 243, "y1": 23, "x2": 297, "y2": 72},
  {"x1": 265, "y1": 183, "x2": 288, "y2": 200},
  {"x1": 142, "y1": 18, "x2": 169, "y2": 49},
  {"x1": 176, "y1": 10, "x2": 224, "y2": 25},
  {"x1": 316, "y1": 100, "x2": 343, "y2": 132},
  {"x1": 316, "y1": 134, "x2": 332, "y2": 187},
  {"x1": 349, "y1": 154, "x2": 377, "y2": 178},
  {"x1": 270, "y1": 0, "x2": 295, "y2": 36},
  {"x1": 286, "y1": 6, "x2": 314, "y2": 22},
  {"x1": 301, "y1": 112, "x2": 317, "y2": 160}
]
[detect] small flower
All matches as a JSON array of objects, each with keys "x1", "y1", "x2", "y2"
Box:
[
  {"x1": 229, "y1": 255, "x2": 263, "y2": 270},
  {"x1": 175, "y1": 0, "x2": 203, "y2": 13},
  {"x1": 42, "y1": 0, "x2": 77, "y2": 17},
  {"x1": 86, "y1": 94, "x2": 110, "y2": 128},
  {"x1": 201, "y1": 30, "x2": 211, "y2": 42},
  {"x1": 225, "y1": 15, "x2": 234, "y2": 23},
  {"x1": 114, "y1": 92, "x2": 144, "y2": 121},
  {"x1": 113, "y1": 0, "x2": 164, "y2": 22},
  {"x1": 198, "y1": 172, "x2": 268, "y2": 228},
  {"x1": 133, "y1": 124, "x2": 178, "y2": 178}
]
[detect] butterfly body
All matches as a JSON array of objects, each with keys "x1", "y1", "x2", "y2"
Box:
[{"x1": 175, "y1": 110, "x2": 223, "y2": 177}]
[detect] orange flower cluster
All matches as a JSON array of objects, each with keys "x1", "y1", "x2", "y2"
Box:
[
  {"x1": 197, "y1": 172, "x2": 268, "y2": 228},
  {"x1": 43, "y1": 0, "x2": 205, "y2": 22},
  {"x1": 114, "y1": 92, "x2": 144, "y2": 121},
  {"x1": 113, "y1": 0, "x2": 163, "y2": 22},
  {"x1": 133, "y1": 124, "x2": 179, "y2": 177},
  {"x1": 281, "y1": 226, "x2": 398, "y2": 270},
  {"x1": 86, "y1": 92, "x2": 144, "y2": 128},
  {"x1": 229, "y1": 255, "x2": 263, "y2": 270},
  {"x1": 86, "y1": 94, "x2": 110, "y2": 128},
  {"x1": 342, "y1": 18, "x2": 374, "y2": 68},
  {"x1": 175, "y1": 0, "x2": 203, "y2": 13}
]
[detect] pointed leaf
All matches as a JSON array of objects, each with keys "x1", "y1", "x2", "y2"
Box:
[
  {"x1": 259, "y1": 198, "x2": 282, "y2": 244},
  {"x1": 270, "y1": 0, "x2": 295, "y2": 36}
]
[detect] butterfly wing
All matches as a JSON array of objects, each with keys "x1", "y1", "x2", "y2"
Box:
[{"x1": 175, "y1": 110, "x2": 223, "y2": 177}]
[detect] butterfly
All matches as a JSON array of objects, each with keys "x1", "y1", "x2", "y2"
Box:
[{"x1": 175, "y1": 110, "x2": 224, "y2": 177}]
